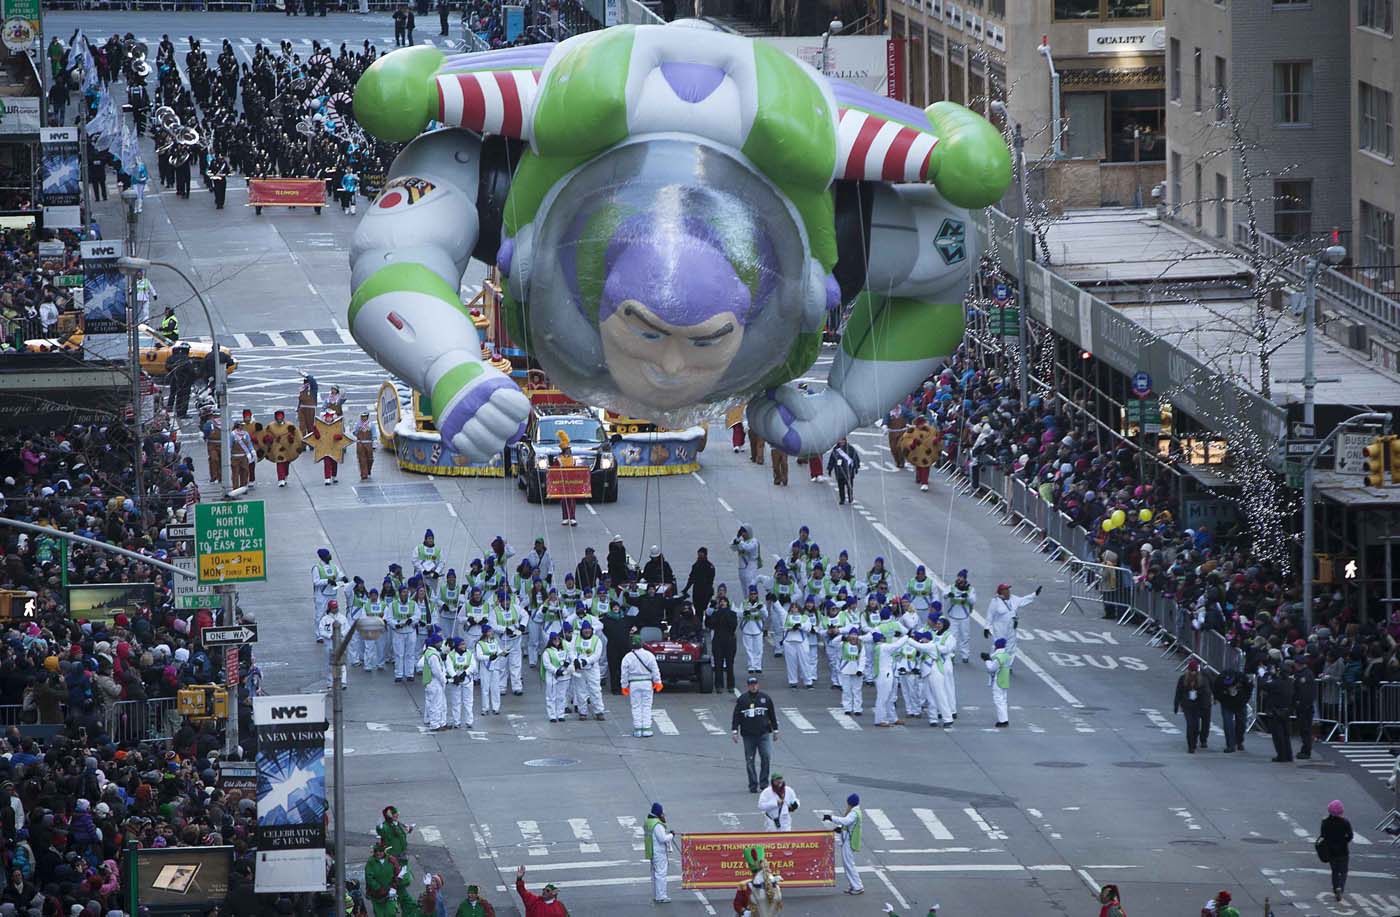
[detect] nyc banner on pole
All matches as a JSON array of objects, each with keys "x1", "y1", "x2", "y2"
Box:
[
  {"x1": 253, "y1": 694, "x2": 328, "y2": 893},
  {"x1": 39, "y1": 127, "x2": 83, "y2": 228}
]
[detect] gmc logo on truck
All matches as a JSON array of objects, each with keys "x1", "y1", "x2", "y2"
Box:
[{"x1": 270, "y1": 705, "x2": 309, "y2": 719}]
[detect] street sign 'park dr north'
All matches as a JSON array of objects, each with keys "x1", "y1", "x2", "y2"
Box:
[{"x1": 195, "y1": 501, "x2": 267, "y2": 585}]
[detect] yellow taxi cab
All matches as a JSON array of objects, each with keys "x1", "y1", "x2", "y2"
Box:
[{"x1": 26, "y1": 323, "x2": 237, "y2": 377}]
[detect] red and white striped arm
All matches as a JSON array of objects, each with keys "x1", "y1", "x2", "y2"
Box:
[
  {"x1": 836, "y1": 108, "x2": 939, "y2": 183},
  {"x1": 434, "y1": 70, "x2": 542, "y2": 139}
]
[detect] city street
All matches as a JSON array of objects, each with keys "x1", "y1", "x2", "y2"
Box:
[{"x1": 67, "y1": 12, "x2": 1400, "y2": 917}]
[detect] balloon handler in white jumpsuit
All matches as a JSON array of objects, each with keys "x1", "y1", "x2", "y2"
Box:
[
  {"x1": 620, "y1": 635, "x2": 662, "y2": 738},
  {"x1": 645, "y1": 802, "x2": 676, "y2": 904},
  {"x1": 823, "y1": 793, "x2": 864, "y2": 895}
]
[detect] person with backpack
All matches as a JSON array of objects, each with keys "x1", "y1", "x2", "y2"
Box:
[{"x1": 1215, "y1": 669, "x2": 1251, "y2": 753}]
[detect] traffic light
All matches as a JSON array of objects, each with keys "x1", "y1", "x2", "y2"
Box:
[
  {"x1": 1363, "y1": 436, "x2": 1389, "y2": 487},
  {"x1": 1391, "y1": 436, "x2": 1400, "y2": 484}
]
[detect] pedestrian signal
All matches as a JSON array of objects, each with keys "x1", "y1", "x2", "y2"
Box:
[{"x1": 1362, "y1": 436, "x2": 1389, "y2": 487}]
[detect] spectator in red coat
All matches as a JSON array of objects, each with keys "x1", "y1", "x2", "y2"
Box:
[{"x1": 515, "y1": 865, "x2": 568, "y2": 916}]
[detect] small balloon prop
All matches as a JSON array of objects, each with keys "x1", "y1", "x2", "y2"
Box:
[
  {"x1": 1138, "y1": 509, "x2": 1153, "y2": 523},
  {"x1": 1102, "y1": 518, "x2": 1115, "y2": 532},
  {"x1": 1111, "y1": 509, "x2": 1127, "y2": 528}
]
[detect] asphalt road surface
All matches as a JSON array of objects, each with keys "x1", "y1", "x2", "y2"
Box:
[{"x1": 75, "y1": 18, "x2": 1400, "y2": 915}]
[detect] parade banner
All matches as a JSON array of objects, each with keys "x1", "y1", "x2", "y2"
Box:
[
  {"x1": 248, "y1": 178, "x2": 326, "y2": 208},
  {"x1": 545, "y1": 465, "x2": 592, "y2": 499},
  {"x1": 253, "y1": 694, "x2": 328, "y2": 894},
  {"x1": 680, "y1": 831, "x2": 834, "y2": 889},
  {"x1": 39, "y1": 128, "x2": 83, "y2": 228},
  {"x1": 763, "y1": 36, "x2": 897, "y2": 96}
]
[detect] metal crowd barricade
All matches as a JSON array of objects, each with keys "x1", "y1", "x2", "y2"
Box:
[
  {"x1": 1057, "y1": 558, "x2": 1131, "y2": 621},
  {"x1": 1331, "y1": 682, "x2": 1400, "y2": 743},
  {"x1": 0, "y1": 698, "x2": 183, "y2": 742}
]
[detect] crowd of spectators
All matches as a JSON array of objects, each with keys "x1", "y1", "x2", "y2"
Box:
[
  {"x1": 462, "y1": 0, "x2": 610, "y2": 47},
  {"x1": 0, "y1": 405, "x2": 269, "y2": 915},
  {"x1": 900, "y1": 344, "x2": 1400, "y2": 726},
  {"x1": 0, "y1": 230, "x2": 90, "y2": 356}
]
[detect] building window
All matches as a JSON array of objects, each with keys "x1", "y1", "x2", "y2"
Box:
[
  {"x1": 1169, "y1": 38, "x2": 1181, "y2": 102},
  {"x1": 1273, "y1": 180, "x2": 1312, "y2": 240},
  {"x1": 1053, "y1": 0, "x2": 1100, "y2": 17},
  {"x1": 1214, "y1": 56, "x2": 1227, "y2": 121},
  {"x1": 1194, "y1": 163, "x2": 1203, "y2": 227},
  {"x1": 1107, "y1": 0, "x2": 1152, "y2": 16},
  {"x1": 1170, "y1": 151, "x2": 1183, "y2": 214},
  {"x1": 987, "y1": 0, "x2": 1006, "y2": 15},
  {"x1": 1053, "y1": 0, "x2": 1155, "y2": 19},
  {"x1": 1193, "y1": 48, "x2": 1202, "y2": 112},
  {"x1": 1272, "y1": 62, "x2": 1313, "y2": 125},
  {"x1": 1360, "y1": 81, "x2": 1395, "y2": 159},
  {"x1": 1215, "y1": 173, "x2": 1228, "y2": 237},
  {"x1": 1361, "y1": 199, "x2": 1396, "y2": 289},
  {"x1": 1360, "y1": 0, "x2": 1394, "y2": 33},
  {"x1": 1273, "y1": 0, "x2": 1309, "y2": 5}
]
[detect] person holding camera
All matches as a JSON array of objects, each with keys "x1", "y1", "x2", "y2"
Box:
[
  {"x1": 757, "y1": 773, "x2": 800, "y2": 831},
  {"x1": 731, "y1": 525, "x2": 762, "y2": 597},
  {"x1": 823, "y1": 793, "x2": 864, "y2": 895},
  {"x1": 981, "y1": 638, "x2": 1014, "y2": 727}
]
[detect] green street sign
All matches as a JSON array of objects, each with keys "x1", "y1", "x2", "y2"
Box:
[
  {"x1": 1126, "y1": 400, "x2": 1162, "y2": 425},
  {"x1": 176, "y1": 594, "x2": 223, "y2": 610},
  {"x1": 195, "y1": 501, "x2": 267, "y2": 585},
  {"x1": 990, "y1": 306, "x2": 1020, "y2": 337}
]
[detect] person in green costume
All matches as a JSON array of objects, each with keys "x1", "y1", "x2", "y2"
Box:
[
  {"x1": 364, "y1": 842, "x2": 399, "y2": 917},
  {"x1": 377, "y1": 805, "x2": 415, "y2": 857},
  {"x1": 453, "y1": 883, "x2": 497, "y2": 917}
]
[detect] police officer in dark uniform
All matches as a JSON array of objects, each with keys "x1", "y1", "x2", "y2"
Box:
[
  {"x1": 1292, "y1": 656, "x2": 1317, "y2": 760},
  {"x1": 1262, "y1": 656, "x2": 1295, "y2": 763}
]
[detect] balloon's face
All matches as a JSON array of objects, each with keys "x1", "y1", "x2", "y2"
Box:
[
  {"x1": 524, "y1": 137, "x2": 809, "y2": 423},
  {"x1": 599, "y1": 299, "x2": 746, "y2": 409}
]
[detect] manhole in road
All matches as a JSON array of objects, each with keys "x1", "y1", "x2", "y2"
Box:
[
  {"x1": 1240, "y1": 837, "x2": 1280, "y2": 844},
  {"x1": 1169, "y1": 839, "x2": 1218, "y2": 847},
  {"x1": 1113, "y1": 761, "x2": 1164, "y2": 769},
  {"x1": 1034, "y1": 761, "x2": 1088, "y2": 768},
  {"x1": 524, "y1": 757, "x2": 579, "y2": 767}
]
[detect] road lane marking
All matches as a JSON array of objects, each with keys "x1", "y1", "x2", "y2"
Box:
[
  {"x1": 691, "y1": 472, "x2": 706, "y2": 485},
  {"x1": 828, "y1": 707, "x2": 861, "y2": 730},
  {"x1": 693, "y1": 707, "x2": 726, "y2": 735},
  {"x1": 963, "y1": 807, "x2": 1007, "y2": 841},
  {"x1": 418, "y1": 826, "x2": 442, "y2": 845},
  {"x1": 865, "y1": 808, "x2": 903, "y2": 841},
  {"x1": 567, "y1": 818, "x2": 600, "y2": 854},
  {"x1": 517, "y1": 820, "x2": 548, "y2": 856},
  {"x1": 780, "y1": 707, "x2": 817, "y2": 734},
  {"x1": 716, "y1": 497, "x2": 734, "y2": 513},
  {"x1": 1171, "y1": 808, "x2": 1202, "y2": 832},
  {"x1": 717, "y1": 812, "x2": 742, "y2": 830},
  {"x1": 585, "y1": 503, "x2": 598, "y2": 515},
  {"x1": 471, "y1": 823, "x2": 491, "y2": 859},
  {"x1": 617, "y1": 815, "x2": 645, "y2": 851},
  {"x1": 1141, "y1": 707, "x2": 1181, "y2": 734},
  {"x1": 912, "y1": 808, "x2": 953, "y2": 840},
  {"x1": 651, "y1": 710, "x2": 679, "y2": 735}
]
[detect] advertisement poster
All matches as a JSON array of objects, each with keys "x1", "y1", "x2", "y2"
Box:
[
  {"x1": 764, "y1": 36, "x2": 895, "y2": 96},
  {"x1": 0, "y1": 0, "x2": 38, "y2": 53},
  {"x1": 132, "y1": 846, "x2": 233, "y2": 915},
  {"x1": 253, "y1": 694, "x2": 328, "y2": 894},
  {"x1": 66, "y1": 583, "x2": 155, "y2": 624},
  {"x1": 504, "y1": 4, "x2": 525, "y2": 41},
  {"x1": 80, "y1": 239, "x2": 128, "y2": 361},
  {"x1": 0, "y1": 97, "x2": 41, "y2": 135},
  {"x1": 39, "y1": 127, "x2": 83, "y2": 229},
  {"x1": 680, "y1": 831, "x2": 835, "y2": 889}
]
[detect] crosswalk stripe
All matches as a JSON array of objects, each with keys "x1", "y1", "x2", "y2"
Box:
[
  {"x1": 337, "y1": 327, "x2": 356, "y2": 344},
  {"x1": 1277, "y1": 811, "x2": 1309, "y2": 840},
  {"x1": 828, "y1": 707, "x2": 861, "y2": 730},
  {"x1": 912, "y1": 807, "x2": 954, "y2": 840},
  {"x1": 475, "y1": 822, "x2": 494, "y2": 859},
  {"x1": 717, "y1": 812, "x2": 742, "y2": 830},
  {"x1": 517, "y1": 820, "x2": 548, "y2": 856},
  {"x1": 865, "y1": 808, "x2": 903, "y2": 841},
  {"x1": 692, "y1": 707, "x2": 725, "y2": 736},
  {"x1": 616, "y1": 815, "x2": 645, "y2": 851},
  {"x1": 567, "y1": 818, "x2": 600, "y2": 854},
  {"x1": 302, "y1": 329, "x2": 322, "y2": 345},
  {"x1": 1140, "y1": 707, "x2": 1180, "y2": 735},
  {"x1": 963, "y1": 807, "x2": 1007, "y2": 841},
  {"x1": 781, "y1": 707, "x2": 817, "y2": 734},
  {"x1": 232, "y1": 332, "x2": 253, "y2": 349},
  {"x1": 651, "y1": 710, "x2": 678, "y2": 735},
  {"x1": 267, "y1": 331, "x2": 287, "y2": 347}
]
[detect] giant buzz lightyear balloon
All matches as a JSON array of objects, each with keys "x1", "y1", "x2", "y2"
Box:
[{"x1": 349, "y1": 20, "x2": 1010, "y2": 459}]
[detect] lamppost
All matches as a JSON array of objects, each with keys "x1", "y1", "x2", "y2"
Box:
[
  {"x1": 819, "y1": 19, "x2": 843, "y2": 77},
  {"x1": 1299, "y1": 242, "x2": 1347, "y2": 629},
  {"x1": 990, "y1": 100, "x2": 1031, "y2": 409},
  {"x1": 1037, "y1": 36, "x2": 1062, "y2": 158},
  {"x1": 329, "y1": 616, "x2": 385, "y2": 917},
  {"x1": 114, "y1": 255, "x2": 236, "y2": 498}
]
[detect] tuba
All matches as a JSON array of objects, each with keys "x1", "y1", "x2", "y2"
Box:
[{"x1": 125, "y1": 40, "x2": 151, "y2": 79}]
